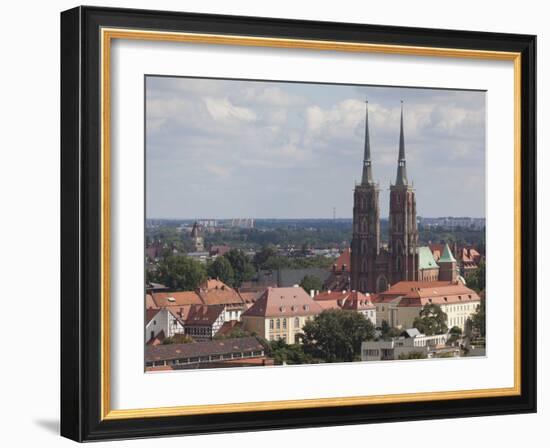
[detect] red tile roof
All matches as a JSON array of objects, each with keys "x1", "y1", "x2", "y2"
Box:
[
  {"x1": 145, "y1": 294, "x2": 158, "y2": 309},
  {"x1": 332, "y1": 248, "x2": 351, "y2": 271},
  {"x1": 151, "y1": 291, "x2": 203, "y2": 307},
  {"x1": 198, "y1": 279, "x2": 244, "y2": 306},
  {"x1": 184, "y1": 304, "x2": 225, "y2": 326},
  {"x1": 373, "y1": 281, "x2": 480, "y2": 307},
  {"x1": 242, "y1": 286, "x2": 323, "y2": 318},
  {"x1": 314, "y1": 290, "x2": 375, "y2": 310}
]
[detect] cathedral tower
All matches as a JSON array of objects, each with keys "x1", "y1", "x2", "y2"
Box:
[
  {"x1": 388, "y1": 102, "x2": 418, "y2": 284},
  {"x1": 191, "y1": 221, "x2": 204, "y2": 252},
  {"x1": 351, "y1": 101, "x2": 381, "y2": 293}
]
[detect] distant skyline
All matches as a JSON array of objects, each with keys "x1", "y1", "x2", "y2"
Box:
[{"x1": 146, "y1": 76, "x2": 486, "y2": 219}]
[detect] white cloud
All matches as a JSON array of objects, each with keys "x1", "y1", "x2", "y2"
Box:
[
  {"x1": 145, "y1": 77, "x2": 486, "y2": 218},
  {"x1": 203, "y1": 97, "x2": 257, "y2": 124}
]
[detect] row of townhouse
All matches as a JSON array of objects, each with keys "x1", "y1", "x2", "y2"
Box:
[
  {"x1": 146, "y1": 278, "x2": 264, "y2": 343},
  {"x1": 146, "y1": 277, "x2": 480, "y2": 347}
]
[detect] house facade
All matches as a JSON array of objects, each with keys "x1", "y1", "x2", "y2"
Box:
[
  {"x1": 145, "y1": 308, "x2": 185, "y2": 344},
  {"x1": 313, "y1": 290, "x2": 376, "y2": 326},
  {"x1": 183, "y1": 304, "x2": 225, "y2": 342},
  {"x1": 241, "y1": 286, "x2": 323, "y2": 343},
  {"x1": 374, "y1": 280, "x2": 481, "y2": 330},
  {"x1": 361, "y1": 330, "x2": 452, "y2": 361}
]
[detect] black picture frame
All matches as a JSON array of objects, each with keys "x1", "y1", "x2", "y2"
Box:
[{"x1": 61, "y1": 5, "x2": 536, "y2": 442}]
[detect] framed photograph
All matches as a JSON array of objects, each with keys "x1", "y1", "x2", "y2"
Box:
[{"x1": 60, "y1": 6, "x2": 536, "y2": 441}]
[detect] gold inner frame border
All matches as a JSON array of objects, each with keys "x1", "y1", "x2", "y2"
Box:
[{"x1": 99, "y1": 27, "x2": 522, "y2": 421}]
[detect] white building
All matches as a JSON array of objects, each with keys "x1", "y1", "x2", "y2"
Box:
[
  {"x1": 361, "y1": 329, "x2": 453, "y2": 361},
  {"x1": 145, "y1": 308, "x2": 185, "y2": 343}
]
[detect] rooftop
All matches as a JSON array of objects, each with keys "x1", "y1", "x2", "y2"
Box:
[
  {"x1": 145, "y1": 337, "x2": 265, "y2": 362},
  {"x1": 242, "y1": 286, "x2": 323, "y2": 318}
]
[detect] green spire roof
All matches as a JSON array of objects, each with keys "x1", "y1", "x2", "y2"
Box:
[
  {"x1": 418, "y1": 246, "x2": 439, "y2": 270},
  {"x1": 439, "y1": 243, "x2": 456, "y2": 263}
]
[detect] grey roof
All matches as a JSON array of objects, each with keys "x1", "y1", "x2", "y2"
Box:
[
  {"x1": 258, "y1": 268, "x2": 331, "y2": 287},
  {"x1": 145, "y1": 337, "x2": 265, "y2": 362},
  {"x1": 401, "y1": 328, "x2": 422, "y2": 338}
]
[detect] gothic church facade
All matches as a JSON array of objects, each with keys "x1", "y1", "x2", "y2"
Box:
[{"x1": 350, "y1": 102, "x2": 455, "y2": 293}]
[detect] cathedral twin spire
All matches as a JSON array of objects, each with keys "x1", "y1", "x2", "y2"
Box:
[{"x1": 361, "y1": 100, "x2": 409, "y2": 187}]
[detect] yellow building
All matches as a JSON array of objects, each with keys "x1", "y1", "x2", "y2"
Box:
[
  {"x1": 374, "y1": 281, "x2": 481, "y2": 331},
  {"x1": 241, "y1": 286, "x2": 323, "y2": 343}
]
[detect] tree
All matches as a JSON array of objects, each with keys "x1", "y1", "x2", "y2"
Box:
[
  {"x1": 299, "y1": 275, "x2": 323, "y2": 295},
  {"x1": 398, "y1": 351, "x2": 427, "y2": 360},
  {"x1": 468, "y1": 260, "x2": 486, "y2": 292},
  {"x1": 380, "y1": 320, "x2": 402, "y2": 340},
  {"x1": 207, "y1": 257, "x2": 234, "y2": 285},
  {"x1": 252, "y1": 246, "x2": 277, "y2": 270},
  {"x1": 223, "y1": 249, "x2": 255, "y2": 287},
  {"x1": 213, "y1": 327, "x2": 254, "y2": 340},
  {"x1": 267, "y1": 339, "x2": 313, "y2": 365},
  {"x1": 448, "y1": 325, "x2": 462, "y2": 344},
  {"x1": 471, "y1": 296, "x2": 486, "y2": 337},
  {"x1": 412, "y1": 303, "x2": 448, "y2": 336},
  {"x1": 155, "y1": 255, "x2": 207, "y2": 291},
  {"x1": 302, "y1": 309, "x2": 376, "y2": 363}
]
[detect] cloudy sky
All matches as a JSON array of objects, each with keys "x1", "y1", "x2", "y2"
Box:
[{"x1": 146, "y1": 76, "x2": 486, "y2": 219}]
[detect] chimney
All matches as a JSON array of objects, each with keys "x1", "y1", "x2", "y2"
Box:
[{"x1": 310, "y1": 289, "x2": 315, "y2": 298}]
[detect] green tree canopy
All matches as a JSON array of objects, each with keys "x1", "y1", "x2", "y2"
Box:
[
  {"x1": 267, "y1": 339, "x2": 313, "y2": 365},
  {"x1": 380, "y1": 320, "x2": 402, "y2": 340},
  {"x1": 302, "y1": 309, "x2": 376, "y2": 363},
  {"x1": 397, "y1": 351, "x2": 427, "y2": 360},
  {"x1": 299, "y1": 275, "x2": 323, "y2": 295},
  {"x1": 213, "y1": 327, "x2": 253, "y2": 340},
  {"x1": 412, "y1": 303, "x2": 448, "y2": 336},
  {"x1": 468, "y1": 260, "x2": 486, "y2": 292},
  {"x1": 471, "y1": 297, "x2": 486, "y2": 337},
  {"x1": 207, "y1": 256, "x2": 234, "y2": 285},
  {"x1": 155, "y1": 255, "x2": 207, "y2": 291},
  {"x1": 223, "y1": 249, "x2": 255, "y2": 287},
  {"x1": 252, "y1": 246, "x2": 277, "y2": 270}
]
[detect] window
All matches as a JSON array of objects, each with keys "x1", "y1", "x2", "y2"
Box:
[
  {"x1": 282, "y1": 318, "x2": 287, "y2": 329},
  {"x1": 269, "y1": 319, "x2": 274, "y2": 330},
  {"x1": 294, "y1": 317, "x2": 300, "y2": 327},
  {"x1": 276, "y1": 319, "x2": 280, "y2": 329}
]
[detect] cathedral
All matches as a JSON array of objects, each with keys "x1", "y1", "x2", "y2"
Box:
[{"x1": 350, "y1": 101, "x2": 457, "y2": 293}]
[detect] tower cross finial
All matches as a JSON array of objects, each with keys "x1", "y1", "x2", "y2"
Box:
[
  {"x1": 395, "y1": 101, "x2": 408, "y2": 186},
  {"x1": 361, "y1": 99, "x2": 374, "y2": 185}
]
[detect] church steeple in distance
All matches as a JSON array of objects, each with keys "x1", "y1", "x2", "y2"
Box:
[
  {"x1": 361, "y1": 100, "x2": 375, "y2": 185},
  {"x1": 395, "y1": 101, "x2": 408, "y2": 187}
]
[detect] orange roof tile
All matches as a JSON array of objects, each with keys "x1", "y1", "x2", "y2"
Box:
[
  {"x1": 152, "y1": 291, "x2": 203, "y2": 307},
  {"x1": 242, "y1": 286, "x2": 323, "y2": 318}
]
